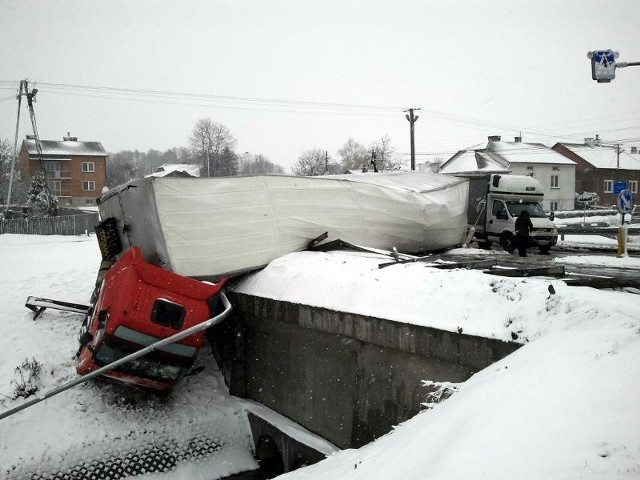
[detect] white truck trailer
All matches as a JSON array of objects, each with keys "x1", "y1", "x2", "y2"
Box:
[{"x1": 468, "y1": 174, "x2": 558, "y2": 253}]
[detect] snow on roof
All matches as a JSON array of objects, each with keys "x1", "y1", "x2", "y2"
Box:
[
  {"x1": 560, "y1": 144, "x2": 640, "y2": 170},
  {"x1": 440, "y1": 150, "x2": 511, "y2": 175},
  {"x1": 24, "y1": 139, "x2": 107, "y2": 157},
  {"x1": 151, "y1": 163, "x2": 201, "y2": 177},
  {"x1": 488, "y1": 140, "x2": 576, "y2": 165}
]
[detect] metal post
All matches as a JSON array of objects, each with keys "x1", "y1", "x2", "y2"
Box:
[{"x1": 404, "y1": 108, "x2": 420, "y2": 171}]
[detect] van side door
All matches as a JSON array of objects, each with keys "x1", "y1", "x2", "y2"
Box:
[{"x1": 488, "y1": 199, "x2": 513, "y2": 236}]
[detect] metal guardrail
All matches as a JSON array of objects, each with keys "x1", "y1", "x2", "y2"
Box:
[{"x1": 557, "y1": 226, "x2": 640, "y2": 240}]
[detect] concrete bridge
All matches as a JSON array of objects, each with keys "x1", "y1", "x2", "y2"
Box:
[{"x1": 210, "y1": 292, "x2": 520, "y2": 456}]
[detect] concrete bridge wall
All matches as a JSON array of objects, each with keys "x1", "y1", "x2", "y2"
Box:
[{"x1": 211, "y1": 292, "x2": 520, "y2": 450}]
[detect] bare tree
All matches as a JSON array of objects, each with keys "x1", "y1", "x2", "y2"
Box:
[
  {"x1": 292, "y1": 148, "x2": 339, "y2": 176},
  {"x1": 239, "y1": 154, "x2": 285, "y2": 175},
  {"x1": 189, "y1": 118, "x2": 238, "y2": 177},
  {"x1": 0, "y1": 138, "x2": 12, "y2": 206},
  {"x1": 338, "y1": 138, "x2": 369, "y2": 172},
  {"x1": 372, "y1": 135, "x2": 404, "y2": 171}
]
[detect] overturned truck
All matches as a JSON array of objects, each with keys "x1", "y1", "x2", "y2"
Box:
[
  {"x1": 80, "y1": 172, "x2": 469, "y2": 390},
  {"x1": 95, "y1": 172, "x2": 470, "y2": 279}
]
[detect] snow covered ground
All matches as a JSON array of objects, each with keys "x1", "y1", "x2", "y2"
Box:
[
  {"x1": 0, "y1": 234, "x2": 257, "y2": 480},
  {"x1": 1, "y1": 232, "x2": 639, "y2": 479}
]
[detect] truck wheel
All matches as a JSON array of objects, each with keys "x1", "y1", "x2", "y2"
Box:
[
  {"x1": 500, "y1": 233, "x2": 516, "y2": 253},
  {"x1": 538, "y1": 245, "x2": 551, "y2": 254}
]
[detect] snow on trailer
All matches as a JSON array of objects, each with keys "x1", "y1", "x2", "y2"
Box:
[{"x1": 95, "y1": 172, "x2": 470, "y2": 279}]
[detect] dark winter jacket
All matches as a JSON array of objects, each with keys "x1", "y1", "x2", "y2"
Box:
[{"x1": 515, "y1": 213, "x2": 533, "y2": 237}]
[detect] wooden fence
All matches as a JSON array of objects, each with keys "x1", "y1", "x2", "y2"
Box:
[{"x1": 0, "y1": 213, "x2": 100, "y2": 236}]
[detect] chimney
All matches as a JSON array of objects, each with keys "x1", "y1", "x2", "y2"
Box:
[
  {"x1": 594, "y1": 134, "x2": 601, "y2": 147},
  {"x1": 63, "y1": 132, "x2": 78, "y2": 141},
  {"x1": 514, "y1": 136, "x2": 522, "y2": 143},
  {"x1": 631, "y1": 146, "x2": 638, "y2": 154},
  {"x1": 585, "y1": 137, "x2": 594, "y2": 147},
  {"x1": 488, "y1": 135, "x2": 501, "y2": 142}
]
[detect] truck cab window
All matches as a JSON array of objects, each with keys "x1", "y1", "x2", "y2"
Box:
[
  {"x1": 151, "y1": 300, "x2": 186, "y2": 329},
  {"x1": 492, "y1": 201, "x2": 508, "y2": 219}
]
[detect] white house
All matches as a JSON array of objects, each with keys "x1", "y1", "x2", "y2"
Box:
[{"x1": 440, "y1": 136, "x2": 576, "y2": 211}]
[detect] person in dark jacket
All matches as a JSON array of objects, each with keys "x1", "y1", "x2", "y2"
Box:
[{"x1": 514, "y1": 210, "x2": 534, "y2": 257}]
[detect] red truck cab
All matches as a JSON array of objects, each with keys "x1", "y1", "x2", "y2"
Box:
[{"x1": 76, "y1": 247, "x2": 225, "y2": 391}]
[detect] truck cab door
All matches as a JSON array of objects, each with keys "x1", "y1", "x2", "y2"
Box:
[{"x1": 488, "y1": 199, "x2": 513, "y2": 236}]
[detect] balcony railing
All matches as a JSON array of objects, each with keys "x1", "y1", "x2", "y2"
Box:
[{"x1": 44, "y1": 170, "x2": 72, "y2": 180}]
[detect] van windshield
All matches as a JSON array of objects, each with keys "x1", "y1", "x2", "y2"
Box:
[{"x1": 505, "y1": 201, "x2": 547, "y2": 218}]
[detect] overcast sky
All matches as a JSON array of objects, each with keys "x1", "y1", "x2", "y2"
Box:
[{"x1": 1, "y1": 0, "x2": 639, "y2": 172}]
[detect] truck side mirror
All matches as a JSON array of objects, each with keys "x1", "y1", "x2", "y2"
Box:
[{"x1": 549, "y1": 211, "x2": 555, "y2": 221}]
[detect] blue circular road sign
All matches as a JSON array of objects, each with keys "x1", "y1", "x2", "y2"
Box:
[{"x1": 617, "y1": 189, "x2": 635, "y2": 214}]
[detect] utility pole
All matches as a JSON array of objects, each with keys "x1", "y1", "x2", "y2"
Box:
[
  {"x1": 404, "y1": 108, "x2": 420, "y2": 171},
  {"x1": 325, "y1": 151, "x2": 328, "y2": 174},
  {"x1": 371, "y1": 148, "x2": 378, "y2": 173},
  {"x1": 5, "y1": 81, "x2": 25, "y2": 214}
]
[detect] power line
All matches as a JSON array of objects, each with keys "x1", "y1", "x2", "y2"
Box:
[{"x1": 34, "y1": 81, "x2": 405, "y2": 113}]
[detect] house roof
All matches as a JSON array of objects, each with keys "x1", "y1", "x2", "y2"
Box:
[
  {"x1": 23, "y1": 139, "x2": 107, "y2": 157},
  {"x1": 488, "y1": 140, "x2": 575, "y2": 165},
  {"x1": 439, "y1": 150, "x2": 510, "y2": 175},
  {"x1": 440, "y1": 139, "x2": 575, "y2": 176},
  {"x1": 556, "y1": 143, "x2": 640, "y2": 170},
  {"x1": 150, "y1": 163, "x2": 201, "y2": 177}
]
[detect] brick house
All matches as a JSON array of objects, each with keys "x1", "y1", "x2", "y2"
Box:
[
  {"x1": 19, "y1": 133, "x2": 108, "y2": 207},
  {"x1": 552, "y1": 137, "x2": 640, "y2": 207}
]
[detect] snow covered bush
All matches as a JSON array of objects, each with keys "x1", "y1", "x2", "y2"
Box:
[
  {"x1": 10, "y1": 357, "x2": 43, "y2": 399},
  {"x1": 421, "y1": 380, "x2": 461, "y2": 409}
]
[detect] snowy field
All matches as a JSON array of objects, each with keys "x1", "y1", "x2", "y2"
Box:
[{"x1": 1, "y1": 233, "x2": 640, "y2": 479}]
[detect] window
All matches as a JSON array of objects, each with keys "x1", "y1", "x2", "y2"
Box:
[
  {"x1": 81, "y1": 162, "x2": 95, "y2": 173},
  {"x1": 550, "y1": 175, "x2": 559, "y2": 188},
  {"x1": 85, "y1": 199, "x2": 95, "y2": 205},
  {"x1": 604, "y1": 180, "x2": 613, "y2": 193},
  {"x1": 44, "y1": 160, "x2": 61, "y2": 179},
  {"x1": 151, "y1": 299, "x2": 186, "y2": 330},
  {"x1": 82, "y1": 181, "x2": 96, "y2": 191},
  {"x1": 48, "y1": 180, "x2": 62, "y2": 196},
  {"x1": 44, "y1": 160, "x2": 59, "y2": 172},
  {"x1": 549, "y1": 202, "x2": 558, "y2": 210},
  {"x1": 492, "y1": 200, "x2": 507, "y2": 218},
  {"x1": 630, "y1": 180, "x2": 638, "y2": 193},
  {"x1": 552, "y1": 166, "x2": 560, "y2": 171}
]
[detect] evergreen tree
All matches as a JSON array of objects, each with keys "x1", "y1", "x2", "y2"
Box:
[{"x1": 26, "y1": 172, "x2": 57, "y2": 217}]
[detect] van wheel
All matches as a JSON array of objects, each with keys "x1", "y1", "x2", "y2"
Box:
[
  {"x1": 500, "y1": 233, "x2": 516, "y2": 253},
  {"x1": 477, "y1": 241, "x2": 493, "y2": 250}
]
